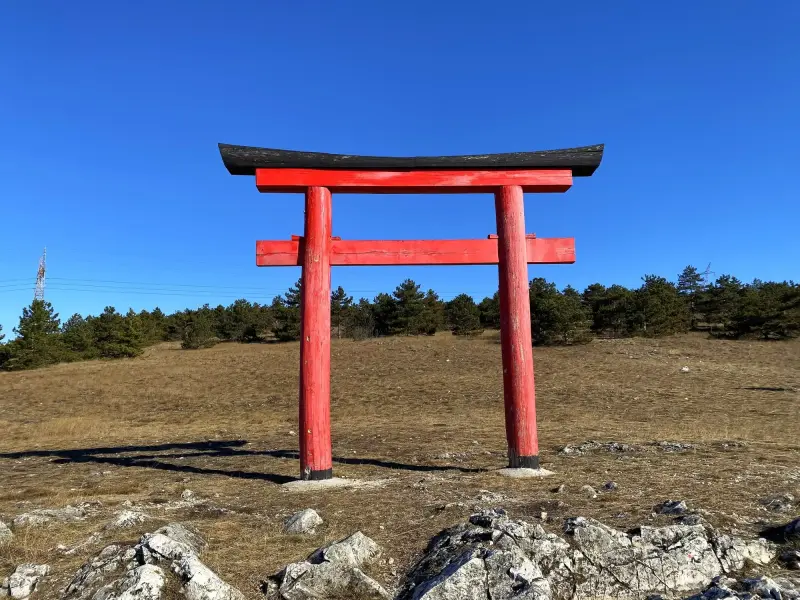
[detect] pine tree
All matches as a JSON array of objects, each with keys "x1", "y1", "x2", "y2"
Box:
[
  {"x1": 529, "y1": 280, "x2": 592, "y2": 345},
  {"x1": 729, "y1": 280, "x2": 800, "y2": 340},
  {"x1": 446, "y1": 294, "x2": 483, "y2": 336},
  {"x1": 91, "y1": 306, "x2": 143, "y2": 358},
  {"x1": 555, "y1": 286, "x2": 593, "y2": 344},
  {"x1": 371, "y1": 293, "x2": 398, "y2": 336},
  {"x1": 419, "y1": 289, "x2": 445, "y2": 335},
  {"x1": 632, "y1": 275, "x2": 691, "y2": 336},
  {"x1": 393, "y1": 279, "x2": 426, "y2": 335},
  {"x1": 272, "y1": 279, "x2": 303, "y2": 341},
  {"x1": 181, "y1": 310, "x2": 219, "y2": 349},
  {"x1": 697, "y1": 275, "x2": 743, "y2": 334},
  {"x1": 4, "y1": 299, "x2": 65, "y2": 370},
  {"x1": 331, "y1": 286, "x2": 354, "y2": 339},
  {"x1": 0, "y1": 324, "x2": 9, "y2": 369},
  {"x1": 62, "y1": 313, "x2": 97, "y2": 358},
  {"x1": 344, "y1": 298, "x2": 375, "y2": 340},
  {"x1": 581, "y1": 283, "x2": 608, "y2": 333},
  {"x1": 478, "y1": 293, "x2": 501, "y2": 329},
  {"x1": 677, "y1": 265, "x2": 705, "y2": 329}
]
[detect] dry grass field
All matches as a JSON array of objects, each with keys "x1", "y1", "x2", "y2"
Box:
[{"x1": 1, "y1": 332, "x2": 798, "y2": 598}]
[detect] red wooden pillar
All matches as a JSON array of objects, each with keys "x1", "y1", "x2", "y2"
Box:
[
  {"x1": 298, "y1": 186, "x2": 333, "y2": 480},
  {"x1": 495, "y1": 185, "x2": 540, "y2": 469}
]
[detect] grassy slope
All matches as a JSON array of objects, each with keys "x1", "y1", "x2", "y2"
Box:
[{"x1": 1, "y1": 333, "x2": 798, "y2": 597}]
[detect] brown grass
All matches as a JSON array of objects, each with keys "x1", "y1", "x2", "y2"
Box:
[{"x1": 1, "y1": 333, "x2": 798, "y2": 598}]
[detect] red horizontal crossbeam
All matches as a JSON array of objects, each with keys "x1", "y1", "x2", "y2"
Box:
[
  {"x1": 256, "y1": 237, "x2": 575, "y2": 266},
  {"x1": 255, "y1": 168, "x2": 572, "y2": 194}
]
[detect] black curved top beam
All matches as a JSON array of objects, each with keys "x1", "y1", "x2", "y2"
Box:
[{"x1": 218, "y1": 143, "x2": 603, "y2": 177}]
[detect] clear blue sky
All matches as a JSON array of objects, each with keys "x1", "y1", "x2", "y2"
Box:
[{"x1": 1, "y1": 1, "x2": 798, "y2": 334}]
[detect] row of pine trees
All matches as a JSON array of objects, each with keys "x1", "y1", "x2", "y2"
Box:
[{"x1": 0, "y1": 266, "x2": 798, "y2": 371}]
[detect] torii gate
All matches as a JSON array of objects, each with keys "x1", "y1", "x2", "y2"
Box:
[{"x1": 219, "y1": 143, "x2": 603, "y2": 481}]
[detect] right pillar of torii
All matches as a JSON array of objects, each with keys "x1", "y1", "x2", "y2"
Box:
[{"x1": 219, "y1": 142, "x2": 604, "y2": 480}]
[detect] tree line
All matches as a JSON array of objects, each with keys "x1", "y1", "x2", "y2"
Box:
[{"x1": 0, "y1": 266, "x2": 797, "y2": 371}]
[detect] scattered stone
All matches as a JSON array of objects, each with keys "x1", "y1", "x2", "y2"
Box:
[
  {"x1": 581, "y1": 485, "x2": 598, "y2": 499},
  {"x1": 12, "y1": 505, "x2": 89, "y2": 528},
  {"x1": 657, "y1": 499, "x2": 689, "y2": 515},
  {"x1": 552, "y1": 484, "x2": 566, "y2": 494},
  {"x1": 559, "y1": 440, "x2": 637, "y2": 456},
  {"x1": 681, "y1": 366, "x2": 690, "y2": 372},
  {"x1": 283, "y1": 509, "x2": 323, "y2": 535},
  {"x1": 104, "y1": 510, "x2": 149, "y2": 530},
  {"x1": 760, "y1": 493, "x2": 795, "y2": 513},
  {"x1": 604, "y1": 481, "x2": 619, "y2": 491},
  {"x1": 0, "y1": 521, "x2": 12, "y2": 545},
  {"x1": 263, "y1": 531, "x2": 389, "y2": 599},
  {"x1": 781, "y1": 549, "x2": 800, "y2": 570},
  {"x1": 719, "y1": 440, "x2": 749, "y2": 450},
  {"x1": 475, "y1": 490, "x2": 507, "y2": 504},
  {"x1": 655, "y1": 441, "x2": 697, "y2": 452},
  {"x1": 1, "y1": 564, "x2": 49, "y2": 600},
  {"x1": 676, "y1": 513, "x2": 707, "y2": 526}
]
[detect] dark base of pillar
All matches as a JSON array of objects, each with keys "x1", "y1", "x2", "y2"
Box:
[
  {"x1": 301, "y1": 468, "x2": 333, "y2": 481},
  {"x1": 508, "y1": 455, "x2": 540, "y2": 469}
]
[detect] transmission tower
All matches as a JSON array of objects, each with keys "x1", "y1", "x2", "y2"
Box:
[
  {"x1": 34, "y1": 247, "x2": 46, "y2": 300},
  {"x1": 702, "y1": 262, "x2": 715, "y2": 285}
]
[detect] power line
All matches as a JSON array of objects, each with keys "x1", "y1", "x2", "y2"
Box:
[{"x1": 0, "y1": 275, "x2": 494, "y2": 297}]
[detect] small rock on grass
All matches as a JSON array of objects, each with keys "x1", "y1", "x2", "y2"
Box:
[
  {"x1": 656, "y1": 499, "x2": 688, "y2": 515},
  {"x1": 105, "y1": 510, "x2": 149, "y2": 530},
  {"x1": 581, "y1": 485, "x2": 598, "y2": 499},
  {"x1": 283, "y1": 509, "x2": 323, "y2": 535}
]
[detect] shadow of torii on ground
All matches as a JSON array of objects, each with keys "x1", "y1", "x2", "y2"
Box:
[{"x1": 0, "y1": 439, "x2": 486, "y2": 485}]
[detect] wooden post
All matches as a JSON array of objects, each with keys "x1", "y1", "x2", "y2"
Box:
[
  {"x1": 495, "y1": 185, "x2": 540, "y2": 469},
  {"x1": 299, "y1": 186, "x2": 333, "y2": 480}
]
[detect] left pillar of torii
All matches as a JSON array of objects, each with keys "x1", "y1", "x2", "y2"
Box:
[{"x1": 218, "y1": 142, "x2": 603, "y2": 480}]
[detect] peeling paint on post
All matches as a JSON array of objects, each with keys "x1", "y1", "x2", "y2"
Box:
[
  {"x1": 299, "y1": 186, "x2": 333, "y2": 480},
  {"x1": 495, "y1": 185, "x2": 539, "y2": 468}
]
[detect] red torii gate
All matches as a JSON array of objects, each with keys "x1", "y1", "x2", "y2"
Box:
[{"x1": 219, "y1": 143, "x2": 604, "y2": 481}]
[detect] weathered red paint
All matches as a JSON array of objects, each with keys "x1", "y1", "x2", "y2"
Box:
[
  {"x1": 256, "y1": 237, "x2": 575, "y2": 266},
  {"x1": 495, "y1": 185, "x2": 539, "y2": 467},
  {"x1": 298, "y1": 186, "x2": 333, "y2": 480},
  {"x1": 256, "y1": 168, "x2": 572, "y2": 194}
]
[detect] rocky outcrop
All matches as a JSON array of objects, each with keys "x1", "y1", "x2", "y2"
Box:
[
  {"x1": 0, "y1": 564, "x2": 50, "y2": 600},
  {"x1": 61, "y1": 522, "x2": 241, "y2": 600},
  {"x1": 396, "y1": 509, "x2": 776, "y2": 600},
  {"x1": 92, "y1": 565, "x2": 167, "y2": 600},
  {"x1": 263, "y1": 531, "x2": 390, "y2": 599}
]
